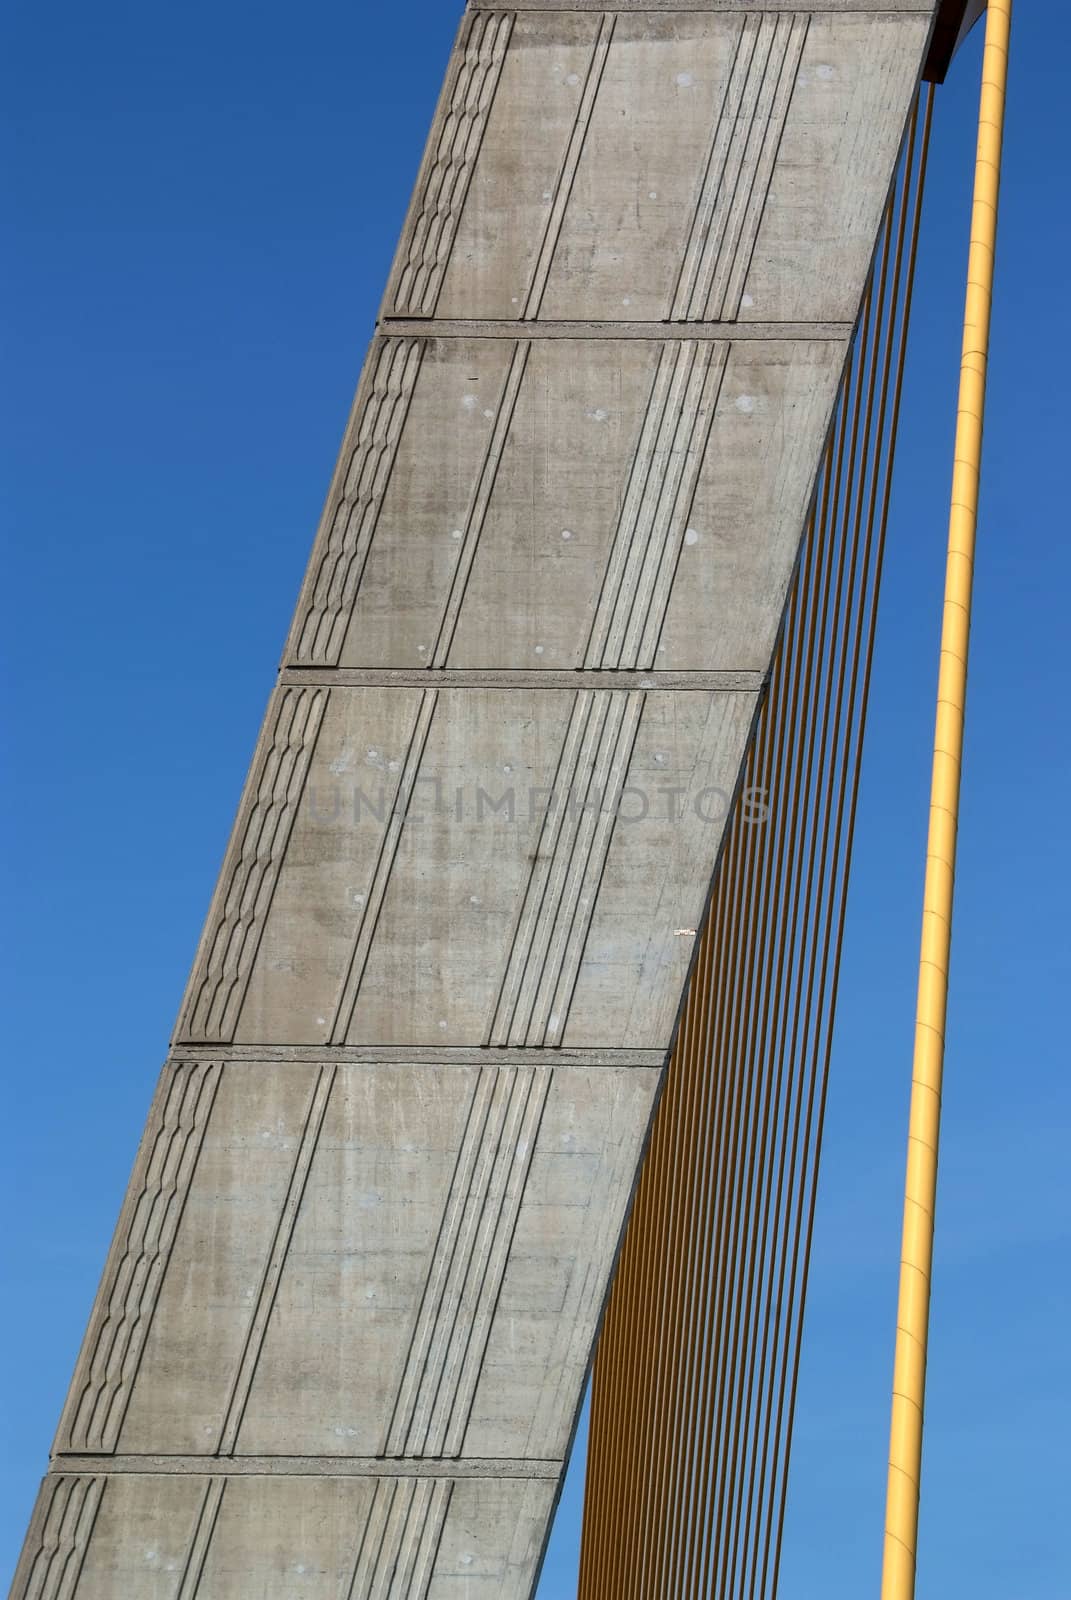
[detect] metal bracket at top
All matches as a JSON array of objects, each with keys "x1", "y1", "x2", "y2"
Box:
[{"x1": 924, "y1": 0, "x2": 986, "y2": 82}]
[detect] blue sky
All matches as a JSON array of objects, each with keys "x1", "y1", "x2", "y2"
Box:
[{"x1": 2, "y1": 3, "x2": 1067, "y2": 1595}]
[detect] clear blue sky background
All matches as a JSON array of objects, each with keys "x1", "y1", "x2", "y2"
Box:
[{"x1": 2, "y1": 3, "x2": 1067, "y2": 1594}]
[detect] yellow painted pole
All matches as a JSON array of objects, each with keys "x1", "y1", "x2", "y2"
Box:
[{"x1": 881, "y1": 4, "x2": 1011, "y2": 1598}]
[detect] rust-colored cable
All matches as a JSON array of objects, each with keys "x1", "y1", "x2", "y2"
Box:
[
  {"x1": 772, "y1": 88, "x2": 935, "y2": 1600},
  {"x1": 577, "y1": 82, "x2": 932, "y2": 1600}
]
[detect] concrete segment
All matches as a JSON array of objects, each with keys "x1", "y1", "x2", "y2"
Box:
[
  {"x1": 280, "y1": 334, "x2": 844, "y2": 677},
  {"x1": 169, "y1": 686, "x2": 757, "y2": 1048},
  {"x1": 14, "y1": 5, "x2": 939, "y2": 1594},
  {"x1": 15, "y1": 1475, "x2": 555, "y2": 1600},
  {"x1": 53, "y1": 1061, "x2": 658, "y2": 1466},
  {"x1": 385, "y1": 11, "x2": 929, "y2": 325}
]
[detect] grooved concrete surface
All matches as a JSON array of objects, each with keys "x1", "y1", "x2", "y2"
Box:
[{"x1": 13, "y1": 6, "x2": 937, "y2": 1596}]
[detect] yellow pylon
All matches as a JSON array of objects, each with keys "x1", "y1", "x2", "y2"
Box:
[{"x1": 881, "y1": 4, "x2": 1011, "y2": 1597}]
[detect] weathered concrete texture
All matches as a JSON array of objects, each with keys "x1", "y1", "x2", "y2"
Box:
[
  {"x1": 16, "y1": 1473, "x2": 554, "y2": 1599},
  {"x1": 283, "y1": 337, "x2": 846, "y2": 673},
  {"x1": 396, "y1": 11, "x2": 929, "y2": 324},
  {"x1": 53, "y1": 1060, "x2": 656, "y2": 1464},
  {"x1": 175, "y1": 686, "x2": 756, "y2": 1049},
  {"x1": 14, "y1": 5, "x2": 940, "y2": 1596}
]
